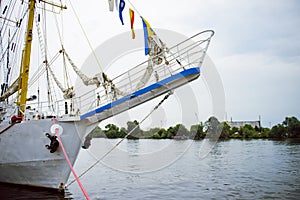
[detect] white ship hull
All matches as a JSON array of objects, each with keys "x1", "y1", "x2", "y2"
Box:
[{"x1": 0, "y1": 118, "x2": 93, "y2": 190}]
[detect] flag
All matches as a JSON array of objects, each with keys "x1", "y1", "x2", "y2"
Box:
[
  {"x1": 108, "y1": 0, "x2": 114, "y2": 12},
  {"x1": 115, "y1": 0, "x2": 119, "y2": 11},
  {"x1": 119, "y1": 0, "x2": 125, "y2": 25},
  {"x1": 141, "y1": 17, "x2": 155, "y2": 55},
  {"x1": 129, "y1": 8, "x2": 135, "y2": 39}
]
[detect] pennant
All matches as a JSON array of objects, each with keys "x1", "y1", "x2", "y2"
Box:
[
  {"x1": 129, "y1": 8, "x2": 135, "y2": 39},
  {"x1": 115, "y1": 0, "x2": 119, "y2": 11},
  {"x1": 108, "y1": 0, "x2": 114, "y2": 12},
  {"x1": 141, "y1": 17, "x2": 155, "y2": 55},
  {"x1": 119, "y1": 0, "x2": 125, "y2": 25}
]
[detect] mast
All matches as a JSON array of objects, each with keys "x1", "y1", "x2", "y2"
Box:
[{"x1": 17, "y1": 0, "x2": 36, "y2": 115}]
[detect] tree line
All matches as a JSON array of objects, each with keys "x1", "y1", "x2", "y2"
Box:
[{"x1": 87, "y1": 116, "x2": 300, "y2": 140}]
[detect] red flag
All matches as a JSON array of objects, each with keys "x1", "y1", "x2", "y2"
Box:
[{"x1": 129, "y1": 8, "x2": 135, "y2": 39}]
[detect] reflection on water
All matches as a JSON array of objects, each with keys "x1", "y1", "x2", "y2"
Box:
[
  {"x1": 0, "y1": 182, "x2": 73, "y2": 199},
  {"x1": 1, "y1": 139, "x2": 300, "y2": 199},
  {"x1": 272, "y1": 138, "x2": 300, "y2": 145}
]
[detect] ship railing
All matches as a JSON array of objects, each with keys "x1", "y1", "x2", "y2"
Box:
[
  {"x1": 54, "y1": 30, "x2": 214, "y2": 118},
  {"x1": 20, "y1": 101, "x2": 56, "y2": 120}
]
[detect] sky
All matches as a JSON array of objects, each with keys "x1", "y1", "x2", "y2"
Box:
[
  {"x1": 141, "y1": 0, "x2": 300, "y2": 128},
  {"x1": 58, "y1": 0, "x2": 300, "y2": 129},
  {"x1": 15, "y1": 0, "x2": 300, "y2": 129}
]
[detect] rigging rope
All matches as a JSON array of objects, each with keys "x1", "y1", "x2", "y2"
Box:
[
  {"x1": 0, "y1": 5, "x2": 28, "y2": 64},
  {"x1": 67, "y1": 0, "x2": 103, "y2": 76},
  {"x1": 66, "y1": 90, "x2": 173, "y2": 187},
  {"x1": 125, "y1": 0, "x2": 186, "y2": 73},
  {"x1": 126, "y1": 0, "x2": 142, "y2": 18}
]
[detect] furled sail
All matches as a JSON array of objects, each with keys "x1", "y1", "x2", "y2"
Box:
[
  {"x1": 135, "y1": 65, "x2": 153, "y2": 90},
  {"x1": 47, "y1": 63, "x2": 75, "y2": 99},
  {"x1": 135, "y1": 34, "x2": 168, "y2": 90},
  {"x1": 63, "y1": 49, "x2": 103, "y2": 87},
  {"x1": 0, "y1": 78, "x2": 19, "y2": 101}
]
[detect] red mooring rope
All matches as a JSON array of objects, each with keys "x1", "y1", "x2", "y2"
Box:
[{"x1": 52, "y1": 118, "x2": 90, "y2": 200}]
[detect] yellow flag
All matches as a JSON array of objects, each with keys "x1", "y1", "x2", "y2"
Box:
[
  {"x1": 141, "y1": 17, "x2": 155, "y2": 55},
  {"x1": 129, "y1": 8, "x2": 135, "y2": 39}
]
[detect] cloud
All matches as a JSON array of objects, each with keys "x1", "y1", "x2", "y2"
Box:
[
  {"x1": 56, "y1": 0, "x2": 300, "y2": 127},
  {"x1": 161, "y1": 0, "x2": 300, "y2": 59},
  {"x1": 216, "y1": 52, "x2": 300, "y2": 126}
]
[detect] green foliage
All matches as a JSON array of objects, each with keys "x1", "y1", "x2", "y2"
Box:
[
  {"x1": 159, "y1": 128, "x2": 169, "y2": 139},
  {"x1": 167, "y1": 124, "x2": 190, "y2": 139},
  {"x1": 240, "y1": 124, "x2": 256, "y2": 139},
  {"x1": 87, "y1": 116, "x2": 300, "y2": 141},
  {"x1": 143, "y1": 127, "x2": 161, "y2": 139},
  {"x1": 88, "y1": 126, "x2": 105, "y2": 138},
  {"x1": 175, "y1": 124, "x2": 189, "y2": 136},
  {"x1": 205, "y1": 116, "x2": 222, "y2": 138},
  {"x1": 260, "y1": 127, "x2": 270, "y2": 138},
  {"x1": 153, "y1": 132, "x2": 161, "y2": 139},
  {"x1": 104, "y1": 124, "x2": 120, "y2": 138},
  {"x1": 119, "y1": 127, "x2": 127, "y2": 138},
  {"x1": 219, "y1": 122, "x2": 230, "y2": 139},
  {"x1": 127, "y1": 120, "x2": 143, "y2": 139},
  {"x1": 283, "y1": 117, "x2": 300, "y2": 138},
  {"x1": 268, "y1": 117, "x2": 300, "y2": 139},
  {"x1": 166, "y1": 126, "x2": 176, "y2": 137},
  {"x1": 269, "y1": 124, "x2": 286, "y2": 138},
  {"x1": 190, "y1": 124, "x2": 205, "y2": 140},
  {"x1": 205, "y1": 116, "x2": 220, "y2": 132},
  {"x1": 229, "y1": 126, "x2": 241, "y2": 138}
]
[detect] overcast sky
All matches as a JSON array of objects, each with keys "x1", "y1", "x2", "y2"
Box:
[
  {"x1": 51, "y1": 0, "x2": 300, "y2": 128},
  {"x1": 134, "y1": 0, "x2": 300, "y2": 127}
]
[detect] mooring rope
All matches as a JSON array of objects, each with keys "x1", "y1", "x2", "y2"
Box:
[
  {"x1": 66, "y1": 90, "x2": 173, "y2": 187},
  {"x1": 52, "y1": 118, "x2": 90, "y2": 200}
]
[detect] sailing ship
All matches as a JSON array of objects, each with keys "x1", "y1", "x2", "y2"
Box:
[{"x1": 0, "y1": 0, "x2": 214, "y2": 191}]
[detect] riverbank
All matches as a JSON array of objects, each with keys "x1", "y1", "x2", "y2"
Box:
[{"x1": 87, "y1": 116, "x2": 300, "y2": 140}]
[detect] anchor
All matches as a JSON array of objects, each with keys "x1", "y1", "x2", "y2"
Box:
[{"x1": 45, "y1": 133, "x2": 59, "y2": 153}]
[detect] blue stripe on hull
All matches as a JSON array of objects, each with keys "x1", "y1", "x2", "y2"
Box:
[{"x1": 80, "y1": 67, "x2": 200, "y2": 120}]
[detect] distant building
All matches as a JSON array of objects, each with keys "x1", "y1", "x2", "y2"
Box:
[{"x1": 227, "y1": 116, "x2": 261, "y2": 129}]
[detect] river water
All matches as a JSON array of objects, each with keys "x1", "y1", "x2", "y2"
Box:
[{"x1": 0, "y1": 139, "x2": 299, "y2": 199}]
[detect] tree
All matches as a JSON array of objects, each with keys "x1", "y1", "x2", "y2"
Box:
[
  {"x1": 229, "y1": 126, "x2": 241, "y2": 138},
  {"x1": 190, "y1": 124, "x2": 205, "y2": 140},
  {"x1": 88, "y1": 126, "x2": 105, "y2": 138},
  {"x1": 205, "y1": 116, "x2": 220, "y2": 131},
  {"x1": 104, "y1": 124, "x2": 120, "y2": 138},
  {"x1": 240, "y1": 124, "x2": 257, "y2": 139},
  {"x1": 283, "y1": 117, "x2": 300, "y2": 138},
  {"x1": 167, "y1": 126, "x2": 177, "y2": 138},
  {"x1": 167, "y1": 124, "x2": 190, "y2": 139},
  {"x1": 205, "y1": 116, "x2": 222, "y2": 139},
  {"x1": 219, "y1": 122, "x2": 230, "y2": 139},
  {"x1": 153, "y1": 132, "x2": 161, "y2": 139},
  {"x1": 127, "y1": 120, "x2": 143, "y2": 139},
  {"x1": 119, "y1": 127, "x2": 127, "y2": 138},
  {"x1": 158, "y1": 128, "x2": 168, "y2": 139},
  {"x1": 143, "y1": 127, "x2": 161, "y2": 139},
  {"x1": 175, "y1": 124, "x2": 189, "y2": 136},
  {"x1": 87, "y1": 116, "x2": 300, "y2": 140},
  {"x1": 260, "y1": 127, "x2": 270, "y2": 138},
  {"x1": 268, "y1": 116, "x2": 300, "y2": 139},
  {"x1": 269, "y1": 124, "x2": 286, "y2": 138}
]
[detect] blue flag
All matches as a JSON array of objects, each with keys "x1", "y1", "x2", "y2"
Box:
[
  {"x1": 141, "y1": 17, "x2": 155, "y2": 55},
  {"x1": 119, "y1": 0, "x2": 125, "y2": 25}
]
